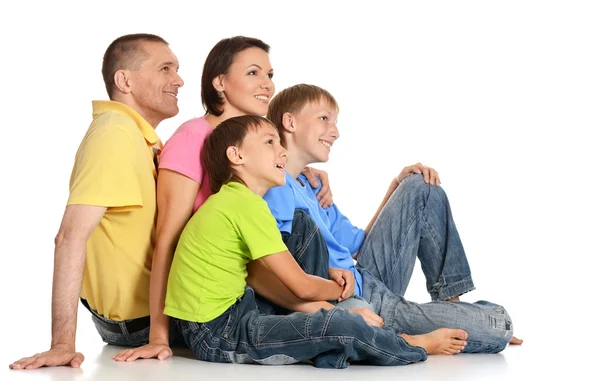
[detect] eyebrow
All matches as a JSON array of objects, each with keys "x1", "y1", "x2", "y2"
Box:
[
  {"x1": 245, "y1": 64, "x2": 274, "y2": 72},
  {"x1": 159, "y1": 61, "x2": 179, "y2": 69}
]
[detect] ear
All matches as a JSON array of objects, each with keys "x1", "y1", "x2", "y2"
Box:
[
  {"x1": 282, "y1": 112, "x2": 295, "y2": 133},
  {"x1": 226, "y1": 146, "x2": 244, "y2": 165},
  {"x1": 113, "y1": 70, "x2": 132, "y2": 95},
  {"x1": 212, "y1": 74, "x2": 225, "y2": 92}
]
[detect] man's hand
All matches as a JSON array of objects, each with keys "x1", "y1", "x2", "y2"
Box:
[
  {"x1": 328, "y1": 267, "x2": 355, "y2": 301},
  {"x1": 9, "y1": 344, "x2": 85, "y2": 370},
  {"x1": 395, "y1": 162, "x2": 441, "y2": 187},
  {"x1": 348, "y1": 308, "x2": 384, "y2": 327},
  {"x1": 302, "y1": 166, "x2": 333, "y2": 208},
  {"x1": 113, "y1": 342, "x2": 172, "y2": 362}
]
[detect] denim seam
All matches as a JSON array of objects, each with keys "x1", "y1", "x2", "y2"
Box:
[
  {"x1": 294, "y1": 212, "x2": 319, "y2": 265},
  {"x1": 388, "y1": 206, "x2": 424, "y2": 279},
  {"x1": 435, "y1": 278, "x2": 475, "y2": 301}
]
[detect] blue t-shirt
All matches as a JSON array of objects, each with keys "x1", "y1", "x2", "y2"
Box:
[{"x1": 263, "y1": 172, "x2": 366, "y2": 296}]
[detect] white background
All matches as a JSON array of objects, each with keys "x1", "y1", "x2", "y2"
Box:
[{"x1": 1, "y1": 0, "x2": 598, "y2": 379}]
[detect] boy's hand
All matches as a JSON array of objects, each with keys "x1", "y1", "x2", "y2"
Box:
[
  {"x1": 395, "y1": 162, "x2": 441, "y2": 187},
  {"x1": 302, "y1": 166, "x2": 333, "y2": 208},
  {"x1": 328, "y1": 267, "x2": 355, "y2": 301}
]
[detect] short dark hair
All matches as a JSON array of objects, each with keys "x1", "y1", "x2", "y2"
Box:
[
  {"x1": 267, "y1": 84, "x2": 339, "y2": 148},
  {"x1": 102, "y1": 33, "x2": 169, "y2": 99},
  {"x1": 201, "y1": 36, "x2": 270, "y2": 116},
  {"x1": 201, "y1": 115, "x2": 276, "y2": 194}
]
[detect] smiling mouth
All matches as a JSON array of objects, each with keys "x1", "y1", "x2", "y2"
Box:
[
  {"x1": 275, "y1": 163, "x2": 285, "y2": 170},
  {"x1": 255, "y1": 95, "x2": 269, "y2": 102},
  {"x1": 319, "y1": 140, "x2": 332, "y2": 149},
  {"x1": 165, "y1": 92, "x2": 178, "y2": 99}
]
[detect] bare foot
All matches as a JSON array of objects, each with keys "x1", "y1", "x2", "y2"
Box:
[
  {"x1": 509, "y1": 336, "x2": 523, "y2": 345},
  {"x1": 445, "y1": 296, "x2": 460, "y2": 302},
  {"x1": 401, "y1": 328, "x2": 468, "y2": 355}
]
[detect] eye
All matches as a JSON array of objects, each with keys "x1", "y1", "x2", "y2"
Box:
[
  {"x1": 161, "y1": 66, "x2": 170, "y2": 71},
  {"x1": 320, "y1": 116, "x2": 328, "y2": 121},
  {"x1": 248, "y1": 70, "x2": 257, "y2": 76},
  {"x1": 267, "y1": 139, "x2": 274, "y2": 144},
  {"x1": 267, "y1": 73, "x2": 274, "y2": 79}
]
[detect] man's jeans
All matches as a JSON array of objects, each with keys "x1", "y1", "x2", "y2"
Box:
[
  {"x1": 82, "y1": 299, "x2": 182, "y2": 347},
  {"x1": 284, "y1": 175, "x2": 514, "y2": 353}
]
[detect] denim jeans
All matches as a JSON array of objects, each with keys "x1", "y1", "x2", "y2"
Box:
[
  {"x1": 357, "y1": 173, "x2": 475, "y2": 301},
  {"x1": 176, "y1": 287, "x2": 427, "y2": 368},
  {"x1": 281, "y1": 209, "x2": 374, "y2": 312},
  {"x1": 350, "y1": 174, "x2": 513, "y2": 352},
  {"x1": 83, "y1": 299, "x2": 183, "y2": 347},
  {"x1": 286, "y1": 176, "x2": 513, "y2": 353}
]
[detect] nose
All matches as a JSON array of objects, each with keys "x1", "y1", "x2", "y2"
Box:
[
  {"x1": 172, "y1": 72, "x2": 184, "y2": 88},
  {"x1": 331, "y1": 124, "x2": 340, "y2": 140},
  {"x1": 260, "y1": 75, "x2": 273, "y2": 92},
  {"x1": 280, "y1": 145, "x2": 288, "y2": 160}
]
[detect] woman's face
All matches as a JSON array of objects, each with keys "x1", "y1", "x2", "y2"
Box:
[{"x1": 219, "y1": 47, "x2": 275, "y2": 117}]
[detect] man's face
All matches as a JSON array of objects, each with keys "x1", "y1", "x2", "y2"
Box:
[{"x1": 126, "y1": 41, "x2": 184, "y2": 126}]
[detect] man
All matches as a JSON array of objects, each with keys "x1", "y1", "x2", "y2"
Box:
[{"x1": 10, "y1": 33, "x2": 184, "y2": 370}]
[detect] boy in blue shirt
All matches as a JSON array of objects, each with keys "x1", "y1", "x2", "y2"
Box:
[{"x1": 263, "y1": 84, "x2": 523, "y2": 353}]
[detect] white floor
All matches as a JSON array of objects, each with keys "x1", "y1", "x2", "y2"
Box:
[{"x1": 2, "y1": 305, "x2": 592, "y2": 381}]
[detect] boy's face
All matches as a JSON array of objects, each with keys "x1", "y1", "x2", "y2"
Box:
[
  {"x1": 291, "y1": 100, "x2": 339, "y2": 164},
  {"x1": 240, "y1": 122, "x2": 288, "y2": 189}
]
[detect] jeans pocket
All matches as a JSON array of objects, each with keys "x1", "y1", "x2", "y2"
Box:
[{"x1": 222, "y1": 304, "x2": 238, "y2": 339}]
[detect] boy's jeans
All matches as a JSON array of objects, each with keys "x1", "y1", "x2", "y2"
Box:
[
  {"x1": 283, "y1": 174, "x2": 514, "y2": 353},
  {"x1": 176, "y1": 287, "x2": 427, "y2": 368}
]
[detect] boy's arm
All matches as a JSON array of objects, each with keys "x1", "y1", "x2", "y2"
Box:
[
  {"x1": 364, "y1": 163, "x2": 441, "y2": 237},
  {"x1": 256, "y1": 251, "x2": 344, "y2": 302},
  {"x1": 247, "y1": 260, "x2": 336, "y2": 312}
]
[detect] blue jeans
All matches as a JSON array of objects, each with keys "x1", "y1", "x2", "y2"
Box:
[
  {"x1": 354, "y1": 174, "x2": 513, "y2": 352},
  {"x1": 82, "y1": 299, "x2": 183, "y2": 347},
  {"x1": 279, "y1": 209, "x2": 374, "y2": 312},
  {"x1": 357, "y1": 173, "x2": 474, "y2": 300},
  {"x1": 176, "y1": 287, "x2": 427, "y2": 368}
]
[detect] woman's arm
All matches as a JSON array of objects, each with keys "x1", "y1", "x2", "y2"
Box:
[{"x1": 113, "y1": 169, "x2": 199, "y2": 362}]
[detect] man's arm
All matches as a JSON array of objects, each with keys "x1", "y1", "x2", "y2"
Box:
[{"x1": 10, "y1": 204, "x2": 106, "y2": 370}]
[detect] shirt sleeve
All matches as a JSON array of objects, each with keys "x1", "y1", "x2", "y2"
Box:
[
  {"x1": 236, "y1": 199, "x2": 288, "y2": 260},
  {"x1": 263, "y1": 184, "x2": 295, "y2": 233},
  {"x1": 159, "y1": 123, "x2": 212, "y2": 183},
  {"x1": 68, "y1": 126, "x2": 142, "y2": 209},
  {"x1": 326, "y1": 205, "x2": 366, "y2": 255}
]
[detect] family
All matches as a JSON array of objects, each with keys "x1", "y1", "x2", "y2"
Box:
[{"x1": 10, "y1": 33, "x2": 522, "y2": 371}]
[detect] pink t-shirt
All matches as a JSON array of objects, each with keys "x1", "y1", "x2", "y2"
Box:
[{"x1": 159, "y1": 117, "x2": 213, "y2": 212}]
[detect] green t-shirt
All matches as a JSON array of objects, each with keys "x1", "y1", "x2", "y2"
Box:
[{"x1": 164, "y1": 182, "x2": 288, "y2": 322}]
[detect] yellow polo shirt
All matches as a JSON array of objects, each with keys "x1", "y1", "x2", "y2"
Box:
[{"x1": 68, "y1": 101, "x2": 161, "y2": 320}]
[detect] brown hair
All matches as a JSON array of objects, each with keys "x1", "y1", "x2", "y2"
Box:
[
  {"x1": 201, "y1": 36, "x2": 270, "y2": 116},
  {"x1": 102, "y1": 33, "x2": 169, "y2": 99},
  {"x1": 266, "y1": 84, "x2": 339, "y2": 147},
  {"x1": 202, "y1": 115, "x2": 276, "y2": 194}
]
